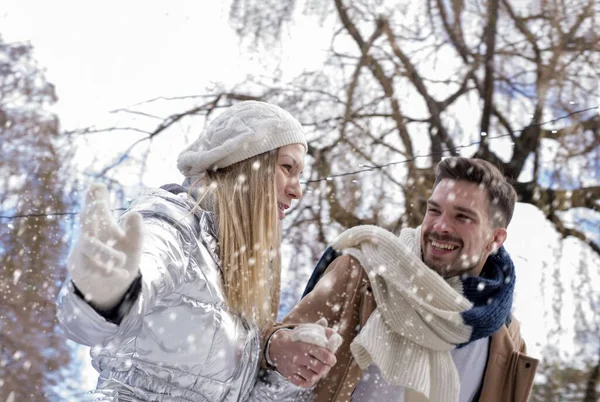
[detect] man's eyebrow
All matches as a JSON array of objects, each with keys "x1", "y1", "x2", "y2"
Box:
[
  {"x1": 428, "y1": 200, "x2": 477, "y2": 217},
  {"x1": 455, "y1": 205, "x2": 478, "y2": 216}
]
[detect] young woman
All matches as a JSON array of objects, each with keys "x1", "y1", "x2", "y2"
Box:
[{"x1": 56, "y1": 101, "x2": 336, "y2": 401}]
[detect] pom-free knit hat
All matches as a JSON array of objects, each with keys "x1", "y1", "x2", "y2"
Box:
[{"x1": 177, "y1": 101, "x2": 307, "y2": 177}]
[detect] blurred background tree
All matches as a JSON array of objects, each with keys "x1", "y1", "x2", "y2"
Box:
[{"x1": 0, "y1": 36, "x2": 79, "y2": 400}]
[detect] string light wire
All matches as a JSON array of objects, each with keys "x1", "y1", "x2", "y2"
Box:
[{"x1": 1, "y1": 105, "x2": 598, "y2": 220}]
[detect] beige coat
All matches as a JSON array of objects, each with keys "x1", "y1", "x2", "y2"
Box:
[{"x1": 267, "y1": 255, "x2": 539, "y2": 402}]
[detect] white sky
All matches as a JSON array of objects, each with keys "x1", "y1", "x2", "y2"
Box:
[
  {"x1": 2, "y1": 0, "x2": 331, "y2": 190},
  {"x1": 1, "y1": 0, "x2": 329, "y2": 128},
  {"x1": 3, "y1": 1, "x2": 231, "y2": 126},
  {"x1": 2, "y1": 1, "x2": 598, "y2": 398}
]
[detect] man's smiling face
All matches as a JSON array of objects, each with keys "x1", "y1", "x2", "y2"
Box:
[{"x1": 420, "y1": 178, "x2": 506, "y2": 278}]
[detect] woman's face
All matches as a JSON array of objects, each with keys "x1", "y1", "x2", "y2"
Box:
[{"x1": 275, "y1": 144, "x2": 306, "y2": 220}]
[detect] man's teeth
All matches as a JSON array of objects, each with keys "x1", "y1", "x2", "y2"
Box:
[{"x1": 431, "y1": 240, "x2": 457, "y2": 250}]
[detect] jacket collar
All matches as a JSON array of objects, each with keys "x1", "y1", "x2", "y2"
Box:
[{"x1": 127, "y1": 187, "x2": 221, "y2": 268}]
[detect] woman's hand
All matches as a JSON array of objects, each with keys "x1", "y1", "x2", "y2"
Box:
[
  {"x1": 67, "y1": 183, "x2": 144, "y2": 310},
  {"x1": 267, "y1": 319, "x2": 341, "y2": 388}
]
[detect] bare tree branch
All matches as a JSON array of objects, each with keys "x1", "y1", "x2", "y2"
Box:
[
  {"x1": 514, "y1": 182, "x2": 600, "y2": 212},
  {"x1": 334, "y1": 0, "x2": 415, "y2": 162},
  {"x1": 381, "y1": 18, "x2": 458, "y2": 160},
  {"x1": 583, "y1": 349, "x2": 600, "y2": 402},
  {"x1": 109, "y1": 109, "x2": 164, "y2": 120},
  {"x1": 315, "y1": 153, "x2": 375, "y2": 228},
  {"x1": 339, "y1": 18, "x2": 385, "y2": 140},
  {"x1": 547, "y1": 213, "x2": 600, "y2": 256},
  {"x1": 542, "y1": 115, "x2": 599, "y2": 140},
  {"x1": 479, "y1": 0, "x2": 500, "y2": 156},
  {"x1": 95, "y1": 93, "x2": 265, "y2": 176},
  {"x1": 65, "y1": 127, "x2": 152, "y2": 137}
]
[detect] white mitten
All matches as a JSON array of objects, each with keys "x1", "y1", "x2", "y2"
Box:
[
  {"x1": 67, "y1": 183, "x2": 144, "y2": 310},
  {"x1": 289, "y1": 318, "x2": 343, "y2": 353}
]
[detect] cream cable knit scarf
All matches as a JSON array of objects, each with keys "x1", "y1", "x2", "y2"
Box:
[{"x1": 331, "y1": 225, "x2": 472, "y2": 402}]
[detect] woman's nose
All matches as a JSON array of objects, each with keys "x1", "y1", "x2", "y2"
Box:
[{"x1": 287, "y1": 178, "x2": 302, "y2": 200}]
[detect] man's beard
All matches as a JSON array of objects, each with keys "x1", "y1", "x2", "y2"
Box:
[
  {"x1": 423, "y1": 250, "x2": 486, "y2": 278},
  {"x1": 422, "y1": 231, "x2": 487, "y2": 278}
]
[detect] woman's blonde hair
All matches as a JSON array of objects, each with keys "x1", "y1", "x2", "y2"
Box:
[{"x1": 195, "y1": 150, "x2": 281, "y2": 331}]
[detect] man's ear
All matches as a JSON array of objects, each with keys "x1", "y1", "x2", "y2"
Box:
[{"x1": 488, "y1": 227, "x2": 507, "y2": 253}]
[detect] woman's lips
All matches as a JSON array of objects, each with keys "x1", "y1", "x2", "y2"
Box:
[{"x1": 277, "y1": 202, "x2": 288, "y2": 220}]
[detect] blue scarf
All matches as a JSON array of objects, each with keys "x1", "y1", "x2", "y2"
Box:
[{"x1": 459, "y1": 245, "x2": 515, "y2": 345}]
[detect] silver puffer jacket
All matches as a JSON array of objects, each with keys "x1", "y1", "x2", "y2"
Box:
[{"x1": 57, "y1": 188, "x2": 263, "y2": 401}]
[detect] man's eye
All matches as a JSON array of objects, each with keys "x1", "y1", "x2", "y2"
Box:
[{"x1": 428, "y1": 208, "x2": 440, "y2": 214}]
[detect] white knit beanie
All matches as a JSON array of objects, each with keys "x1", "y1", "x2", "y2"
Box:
[{"x1": 177, "y1": 101, "x2": 307, "y2": 177}]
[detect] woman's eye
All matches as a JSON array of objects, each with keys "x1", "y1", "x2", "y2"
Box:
[{"x1": 282, "y1": 164, "x2": 293, "y2": 172}]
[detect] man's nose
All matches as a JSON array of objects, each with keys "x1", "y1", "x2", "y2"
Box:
[{"x1": 432, "y1": 213, "x2": 452, "y2": 233}]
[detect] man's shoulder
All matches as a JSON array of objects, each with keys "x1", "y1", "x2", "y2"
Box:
[
  {"x1": 482, "y1": 315, "x2": 539, "y2": 401},
  {"x1": 506, "y1": 314, "x2": 522, "y2": 333},
  {"x1": 506, "y1": 315, "x2": 525, "y2": 347},
  {"x1": 491, "y1": 314, "x2": 525, "y2": 353}
]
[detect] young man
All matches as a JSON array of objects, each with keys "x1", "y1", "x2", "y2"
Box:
[{"x1": 256, "y1": 157, "x2": 538, "y2": 402}]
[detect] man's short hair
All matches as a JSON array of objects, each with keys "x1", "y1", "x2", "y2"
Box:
[{"x1": 433, "y1": 157, "x2": 517, "y2": 227}]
